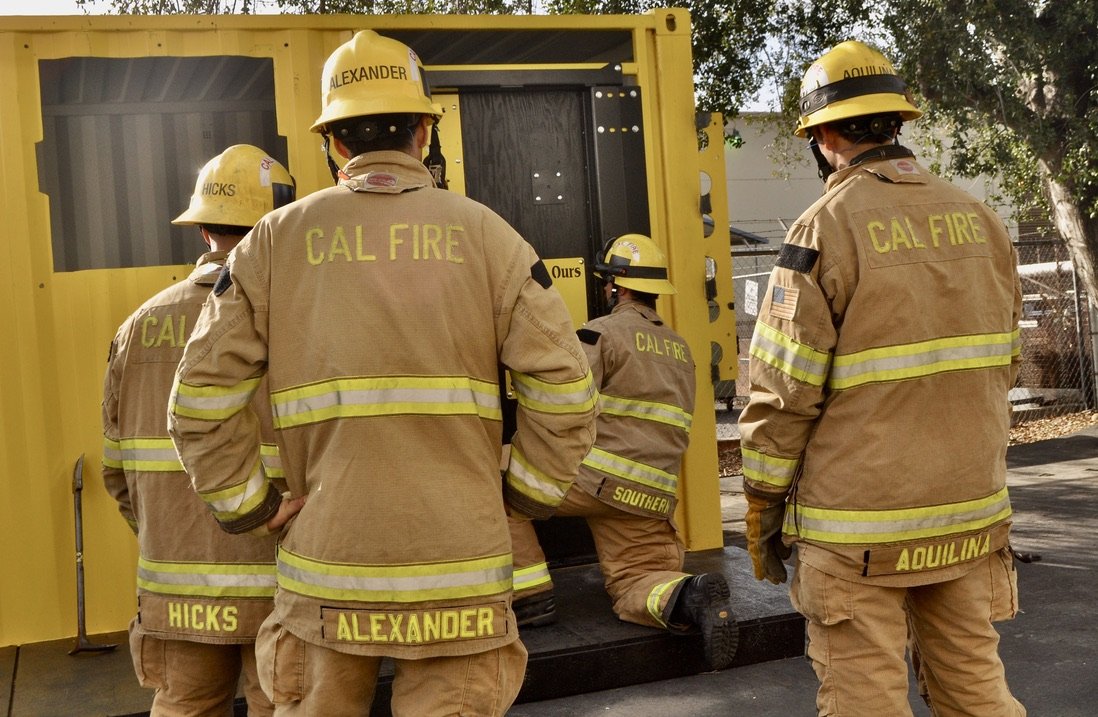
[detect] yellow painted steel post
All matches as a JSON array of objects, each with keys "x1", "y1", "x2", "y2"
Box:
[{"x1": 644, "y1": 9, "x2": 725, "y2": 551}]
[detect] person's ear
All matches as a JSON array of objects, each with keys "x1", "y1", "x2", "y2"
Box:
[{"x1": 333, "y1": 137, "x2": 353, "y2": 160}]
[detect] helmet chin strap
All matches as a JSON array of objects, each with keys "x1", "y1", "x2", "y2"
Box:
[
  {"x1": 424, "y1": 122, "x2": 448, "y2": 190},
  {"x1": 808, "y1": 137, "x2": 835, "y2": 182},
  {"x1": 809, "y1": 134, "x2": 912, "y2": 183},
  {"x1": 321, "y1": 133, "x2": 342, "y2": 184},
  {"x1": 605, "y1": 282, "x2": 619, "y2": 310}
]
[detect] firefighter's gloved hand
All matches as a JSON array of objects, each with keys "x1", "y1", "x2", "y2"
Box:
[{"x1": 744, "y1": 492, "x2": 791, "y2": 584}]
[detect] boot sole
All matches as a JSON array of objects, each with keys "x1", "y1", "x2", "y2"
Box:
[{"x1": 695, "y1": 574, "x2": 739, "y2": 670}]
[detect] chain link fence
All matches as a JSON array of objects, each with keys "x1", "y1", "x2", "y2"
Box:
[{"x1": 721, "y1": 238, "x2": 1096, "y2": 425}]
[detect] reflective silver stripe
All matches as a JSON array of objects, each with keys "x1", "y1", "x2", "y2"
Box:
[
  {"x1": 582, "y1": 446, "x2": 677, "y2": 495},
  {"x1": 110, "y1": 437, "x2": 183, "y2": 472},
  {"x1": 828, "y1": 332, "x2": 1017, "y2": 390},
  {"x1": 260, "y1": 443, "x2": 283, "y2": 479},
  {"x1": 741, "y1": 446, "x2": 799, "y2": 490},
  {"x1": 750, "y1": 322, "x2": 831, "y2": 387},
  {"x1": 270, "y1": 376, "x2": 501, "y2": 429},
  {"x1": 512, "y1": 562, "x2": 552, "y2": 592},
  {"x1": 171, "y1": 376, "x2": 262, "y2": 420},
  {"x1": 198, "y1": 457, "x2": 269, "y2": 521},
  {"x1": 506, "y1": 446, "x2": 569, "y2": 506},
  {"x1": 102, "y1": 437, "x2": 123, "y2": 469},
  {"x1": 509, "y1": 370, "x2": 599, "y2": 414},
  {"x1": 137, "y1": 556, "x2": 276, "y2": 598},
  {"x1": 276, "y1": 547, "x2": 513, "y2": 603},
  {"x1": 646, "y1": 575, "x2": 688, "y2": 626},
  {"x1": 599, "y1": 393, "x2": 692, "y2": 432},
  {"x1": 786, "y1": 487, "x2": 1013, "y2": 544}
]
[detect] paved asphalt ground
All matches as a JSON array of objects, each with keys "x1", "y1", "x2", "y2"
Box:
[{"x1": 510, "y1": 426, "x2": 1098, "y2": 716}]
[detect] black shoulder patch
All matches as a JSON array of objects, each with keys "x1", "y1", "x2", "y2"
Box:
[
  {"x1": 530, "y1": 260, "x2": 552, "y2": 289},
  {"x1": 776, "y1": 243, "x2": 819, "y2": 273},
  {"x1": 577, "y1": 328, "x2": 601, "y2": 346},
  {"x1": 213, "y1": 265, "x2": 234, "y2": 296}
]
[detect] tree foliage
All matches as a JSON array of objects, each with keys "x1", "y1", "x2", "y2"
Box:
[
  {"x1": 880, "y1": 0, "x2": 1098, "y2": 304},
  {"x1": 73, "y1": 0, "x2": 1098, "y2": 305}
]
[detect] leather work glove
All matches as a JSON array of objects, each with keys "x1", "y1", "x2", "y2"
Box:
[{"x1": 744, "y1": 492, "x2": 792, "y2": 584}]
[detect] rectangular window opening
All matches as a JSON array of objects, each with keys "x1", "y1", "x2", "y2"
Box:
[{"x1": 38, "y1": 56, "x2": 287, "y2": 272}]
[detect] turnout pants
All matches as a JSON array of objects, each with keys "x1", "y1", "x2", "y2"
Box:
[
  {"x1": 128, "y1": 623, "x2": 271, "y2": 717},
  {"x1": 510, "y1": 484, "x2": 689, "y2": 628},
  {"x1": 790, "y1": 547, "x2": 1025, "y2": 717},
  {"x1": 254, "y1": 617, "x2": 527, "y2": 716}
]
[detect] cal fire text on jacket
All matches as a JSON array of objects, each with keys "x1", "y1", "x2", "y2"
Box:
[
  {"x1": 305, "y1": 223, "x2": 465, "y2": 265},
  {"x1": 635, "y1": 331, "x2": 689, "y2": 362}
]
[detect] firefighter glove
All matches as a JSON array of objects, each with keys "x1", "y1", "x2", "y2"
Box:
[{"x1": 745, "y1": 492, "x2": 791, "y2": 584}]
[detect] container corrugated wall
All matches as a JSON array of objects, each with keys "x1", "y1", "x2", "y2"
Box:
[{"x1": 0, "y1": 12, "x2": 720, "y2": 646}]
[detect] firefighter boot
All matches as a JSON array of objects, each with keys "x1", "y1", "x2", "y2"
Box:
[
  {"x1": 513, "y1": 591, "x2": 558, "y2": 628},
  {"x1": 670, "y1": 573, "x2": 739, "y2": 670}
]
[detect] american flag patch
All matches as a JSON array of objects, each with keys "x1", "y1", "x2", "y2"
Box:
[{"x1": 770, "y1": 285, "x2": 799, "y2": 320}]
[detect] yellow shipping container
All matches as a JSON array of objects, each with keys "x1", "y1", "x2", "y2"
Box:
[{"x1": 0, "y1": 10, "x2": 735, "y2": 647}]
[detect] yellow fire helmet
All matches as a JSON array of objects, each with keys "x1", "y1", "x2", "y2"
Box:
[
  {"x1": 173, "y1": 144, "x2": 295, "y2": 228},
  {"x1": 794, "y1": 40, "x2": 922, "y2": 138},
  {"x1": 311, "y1": 29, "x2": 443, "y2": 134},
  {"x1": 594, "y1": 233, "x2": 676, "y2": 295}
]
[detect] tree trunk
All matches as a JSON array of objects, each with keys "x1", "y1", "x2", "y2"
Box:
[{"x1": 1038, "y1": 159, "x2": 1098, "y2": 310}]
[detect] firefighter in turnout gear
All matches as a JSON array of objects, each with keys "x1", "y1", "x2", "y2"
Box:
[
  {"x1": 167, "y1": 30, "x2": 597, "y2": 716},
  {"x1": 102, "y1": 144, "x2": 295, "y2": 716},
  {"x1": 738, "y1": 40, "x2": 1026, "y2": 715},
  {"x1": 509, "y1": 234, "x2": 740, "y2": 671}
]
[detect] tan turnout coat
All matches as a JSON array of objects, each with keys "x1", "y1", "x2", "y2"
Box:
[{"x1": 169, "y1": 152, "x2": 597, "y2": 658}]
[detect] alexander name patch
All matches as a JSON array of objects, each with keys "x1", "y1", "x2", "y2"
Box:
[{"x1": 321, "y1": 602, "x2": 508, "y2": 645}]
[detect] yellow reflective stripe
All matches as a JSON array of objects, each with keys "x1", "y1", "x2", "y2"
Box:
[
  {"x1": 581, "y1": 446, "x2": 677, "y2": 495},
  {"x1": 750, "y1": 322, "x2": 831, "y2": 387},
  {"x1": 506, "y1": 446, "x2": 570, "y2": 507},
  {"x1": 786, "y1": 487, "x2": 1013, "y2": 544},
  {"x1": 828, "y1": 331, "x2": 1017, "y2": 390},
  {"x1": 171, "y1": 376, "x2": 262, "y2": 420},
  {"x1": 197, "y1": 457, "x2": 268, "y2": 521},
  {"x1": 646, "y1": 575, "x2": 688, "y2": 627},
  {"x1": 741, "y1": 447, "x2": 800, "y2": 490},
  {"x1": 1010, "y1": 327, "x2": 1021, "y2": 357},
  {"x1": 102, "y1": 436, "x2": 123, "y2": 469},
  {"x1": 137, "y1": 556, "x2": 276, "y2": 598},
  {"x1": 276, "y1": 548, "x2": 512, "y2": 603},
  {"x1": 509, "y1": 370, "x2": 598, "y2": 415},
  {"x1": 512, "y1": 562, "x2": 552, "y2": 592},
  {"x1": 260, "y1": 443, "x2": 283, "y2": 479},
  {"x1": 109, "y1": 437, "x2": 184, "y2": 472},
  {"x1": 270, "y1": 376, "x2": 502, "y2": 429},
  {"x1": 599, "y1": 393, "x2": 693, "y2": 432}
]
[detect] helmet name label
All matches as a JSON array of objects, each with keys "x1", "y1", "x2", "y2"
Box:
[
  {"x1": 201, "y1": 181, "x2": 236, "y2": 197},
  {"x1": 330, "y1": 64, "x2": 409, "y2": 91},
  {"x1": 305, "y1": 223, "x2": 465, "y2": 265},
  {"x1": 842, "y1": 64, "x2": 891, "y2": 78}
]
